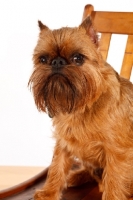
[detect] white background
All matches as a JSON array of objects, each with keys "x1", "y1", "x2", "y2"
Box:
[{"x1": 0, "y1": 0, "x2": 133, "y2": 167}]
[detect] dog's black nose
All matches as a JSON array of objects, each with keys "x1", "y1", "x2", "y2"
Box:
[{"x1": 51, "y1": 57, "x2": 67, "y2": 69}]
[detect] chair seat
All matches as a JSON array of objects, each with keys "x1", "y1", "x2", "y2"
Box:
[{"x1": 0, "y1": 168, "x2": 102, "y2": 200}]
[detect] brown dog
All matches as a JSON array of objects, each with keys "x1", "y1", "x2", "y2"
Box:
[{"x1": 29, "y1": 14, "x2": 133, "y2": 200}]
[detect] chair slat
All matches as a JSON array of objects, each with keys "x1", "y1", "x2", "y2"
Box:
[
  {"x1": 120, "y1": 35, "x2": 133, "y2": 79},
  {"x1": 91, "y1": 11, "x2": 133, "y2": 35},
  {"x1": 99, "y1": 33, "x2": 112, "y2": 61}
]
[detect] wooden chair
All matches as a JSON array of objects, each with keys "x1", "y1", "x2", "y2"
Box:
[
  {"x1": 82, "y1": 4, "x2": 133, "y2": 80},
  {"x1": 1, "y1": 4, "x2": 133, "y2": 200}
]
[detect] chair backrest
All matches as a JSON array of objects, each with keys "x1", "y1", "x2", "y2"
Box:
[{"x1": 82, "y1": 4, "x2": 133, "y2": 80}]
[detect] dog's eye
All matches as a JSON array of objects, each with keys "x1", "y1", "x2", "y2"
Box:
[
  {"x1": 39, "y1": 56, "x2": 47, "y2": 64},
  {"x1": 72, "y1": 54, "x2": 84, "y2": 66}
]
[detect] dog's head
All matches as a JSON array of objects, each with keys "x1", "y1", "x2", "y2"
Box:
[{"x1": 29, "y1": 16, "x2": 106, "y2": 117}]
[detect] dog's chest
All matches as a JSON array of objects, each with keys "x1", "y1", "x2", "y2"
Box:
[
  {"x1": 60, "y1": 136, "x2": 104, "y2": 164},
  {"x1": 53, "y1": 116, "x2": 104, "y2": 164}
]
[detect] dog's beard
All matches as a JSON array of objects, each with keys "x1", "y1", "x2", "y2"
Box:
[
  {"x1": 44, "y1": 74, "x2": 77, "y2": 113},
  {"x1": 29, "y1": 65, "x2": 99, "y2": 116}
]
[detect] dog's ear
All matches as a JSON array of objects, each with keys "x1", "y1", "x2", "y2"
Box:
[
  {"x1": 79, "y1": 16, "x2": 98, "y2": 47},
  {"x1": 38, "y1": 20, "x2": 49, "y2": 31}
]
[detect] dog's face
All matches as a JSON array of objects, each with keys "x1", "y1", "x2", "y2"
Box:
[{"x1": 29, "y1": 16, "x2": 106, "y2": 117}]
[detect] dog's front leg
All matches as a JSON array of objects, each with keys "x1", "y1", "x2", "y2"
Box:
[
  {"x1": 102, "y1": 156, "x2": 131, "y2": 200},
  {"x1": 34, "y1": 142, "x2": 72, "y2": 200}
]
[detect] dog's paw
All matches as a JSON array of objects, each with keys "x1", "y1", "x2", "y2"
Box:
[
  {"x1": 34, "y1": 190, "x2": 58, "y2": 200},
  {"x1": 34, "y1": 190, "x2": 46, "y2": 200}
]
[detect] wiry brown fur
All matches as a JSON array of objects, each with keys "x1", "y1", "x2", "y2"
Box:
[{"x1": 29, "y1": 16, "x2": 133, "y2": 200}]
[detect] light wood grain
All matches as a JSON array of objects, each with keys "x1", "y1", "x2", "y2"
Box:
[
  {"x1": 0, "y1": 166, "x2": 45, "y2": 190},
  {"x1": 91, "y1": 11, "x2": 133, "y2": 35}
]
